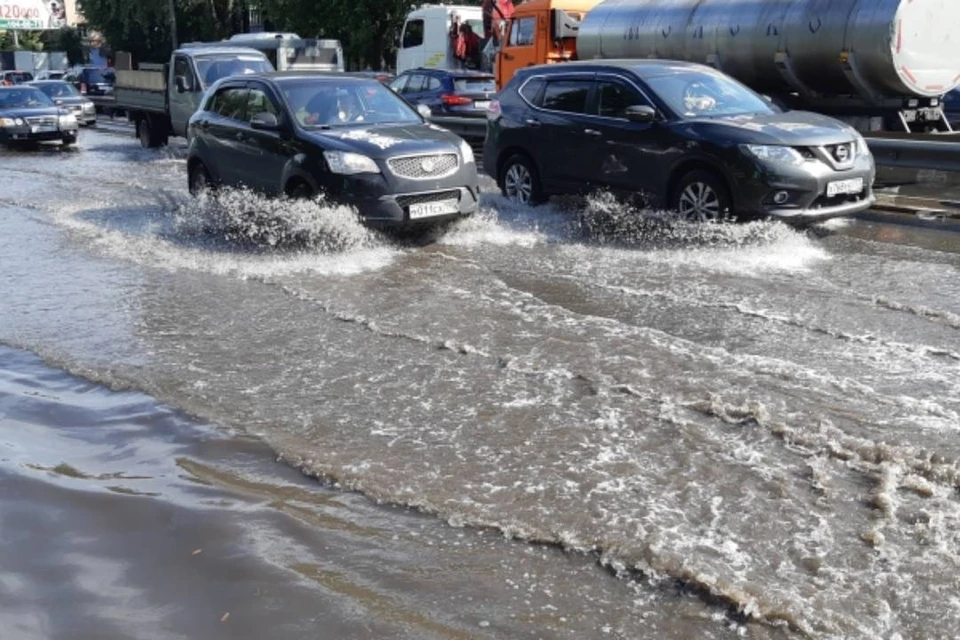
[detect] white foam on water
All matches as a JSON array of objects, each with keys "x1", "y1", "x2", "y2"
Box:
[{"x1": 46, "y1": 188, "x2": 399, "y2": 279}]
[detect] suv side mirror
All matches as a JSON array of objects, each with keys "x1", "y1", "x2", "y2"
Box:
[
  {"x1": 625, "y1": 105, "x2": 657, "y2": 123},
  {"x1": 175, "y1": 76, "x2": 189, "y2": 93},
  {"x1": 250, "y1": 112, "x2": 280, "y2": 131},
  {"x1": 416, "y1": 103, "x2": 432, "y2": 119}
]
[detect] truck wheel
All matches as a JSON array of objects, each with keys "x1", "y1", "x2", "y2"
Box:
[
  {"x1": 670, "y1": 169, "x2": 733, "y2": 222},
  {"x1": 138, "y1": 117, "x2": 161, "y2": 149},
  {"x1": 499, "y1": 154, "x2": 546, "y2": 206}
]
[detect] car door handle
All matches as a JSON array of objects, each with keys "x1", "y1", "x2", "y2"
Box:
[
  {"x1": 584, "y1": 128, "x2": 602, "y2": 136},
  {"x1": 524, "y1": 118, "x2": 541, "y2": 127},
  {"x1": 503, "y1": 53, "x2": 514, "y2": 61}
]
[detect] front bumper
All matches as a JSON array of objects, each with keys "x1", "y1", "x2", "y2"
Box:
[
  {"x1": 0, "y1": 124, "x2": 78, "y2": 144},
  {"x1": 735, "y1": 151, "x2": 876, "y2": 224},
  {"x1": 321, "y1": 160, "x2": 481, "y2": 228}
]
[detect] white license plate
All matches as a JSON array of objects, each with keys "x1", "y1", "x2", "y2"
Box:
[
  {"x1": 826, "y1": 178, "x2": 863, "y2": 197},
  {"x1": 474, "y1": 101, "x2": 490, "y2": 110},
  {"x1": 30, "y1": 125, "x2": 56, "y2": 134},
  {"x1": 408, "y1": 198, "x2": 459, "y2": 219}
]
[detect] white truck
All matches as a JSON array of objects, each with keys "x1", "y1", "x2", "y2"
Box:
[
  {"x1": 396, "y1": 5, "x2": 484, "y2": 74},
  {"x1": 113, "y1": 45, "x2": 274, "y2": 148}
]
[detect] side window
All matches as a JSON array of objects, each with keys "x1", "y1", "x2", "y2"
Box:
[
  {"x1": 404, "y1": 74, "x2": 426, "y2": 94},
  {"x1": 519, "y1": 77, "x2": 544, "y2": 105},
  {"x1": 173, "y1": 55, "x2": 195, "y2": 91},
  {"x1": 426, "y1": 76, "x2": 442, "y2": 91},
  {"x1": 212, "y1": 87, "x2": 249, "y2": 121},
  {"x1": 541, "y1": 79, "x2": 591, "y2": 114},
  {"x1": 247, "y1": 87, "x2": 279, "y2": 119},
  {"x1": 389, "y1": 75, "x2": 408, "y2": 93},
  {"x1": 596, "y1": 79, "x2": 648, "y2": 119},
  {"x1": 508, "y1": 17, "x2": 535, "y2": 47},
  {"x1": 402, "y1": 19, "x2": 425, "y2": 48}
]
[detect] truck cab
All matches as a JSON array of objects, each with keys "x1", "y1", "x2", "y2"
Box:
[
  {"x1": 494, "y1": 0, "x2": 597, "y2": 90},
  {"x1": 397, "y1": 5, "x2": 484, "y2": 74}
]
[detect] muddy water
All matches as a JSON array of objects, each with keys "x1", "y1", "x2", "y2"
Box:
[{"x1": 1, "y1": 130, "x2": 959, "y2": 639}]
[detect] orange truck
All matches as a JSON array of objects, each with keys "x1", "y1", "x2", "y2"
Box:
[{"x1": 494, "y1": 0, "x2": 599, "y2": 91}]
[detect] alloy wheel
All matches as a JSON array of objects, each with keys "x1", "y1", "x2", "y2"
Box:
[
  {"x1": 677, "y1": 181, "x2": 723, "y2": 222},
  {"x1": 504, "y1": 163, "x2": 533, "y2": 205}
]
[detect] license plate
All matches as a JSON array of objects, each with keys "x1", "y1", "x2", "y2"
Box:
[
  {"x1": 474, "y1": 101, "x2": 490, "y2": 110},
  {"x1": 408, "y1": 198, "x2": 459, "y2": 219},
  {"x1": 826, "y1": 178, "x2": 863, "y2": 197},
  {"x1": 30, "y1": 125, "x2": 55, "y2": 134}
]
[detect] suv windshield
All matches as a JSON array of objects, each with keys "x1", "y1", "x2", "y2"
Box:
[
  {"x1": 4, "y1": 72, "x2": 34, "y2": 84},
  {"x1": 281, "y1": 80, "x2": 422, "y2": 128},
  {"x1": 646, "y1": 70, "x2": 774, "y2": 118},
  {"x1": 35, "y1": 82, "x2": 80, "y2": 98},
  {"x1": 196, "y1": 55, "x2": 274, "y2": 87},
  {"x1": 0, "y1": 88, "x2": 54, "y2": 108}
]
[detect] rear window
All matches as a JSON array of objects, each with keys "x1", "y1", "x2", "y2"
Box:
[
  {"x1": 83, "y1": 68, "x2": 108, "y2": 83},
  {"x1": 454, "y1": 77, "x2": 495, "y2": 92}
]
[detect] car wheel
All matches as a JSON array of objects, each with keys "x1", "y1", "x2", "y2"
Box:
[
  {"x1": 188, "y1": 161, "x2": 214, "y2": 197},
  {"x1": 500, "y1": 154, "x2": 545, "y2": 206},
  {"x1": 138, "y1": 117, "x2": 163, "y2": 149},
  {"x1": 290, "y1": 183, "x2": 314, "y2": 200},
  {"x1": 671, "y1": 169, "x2": 733, "y2": 222},
  {"x1": 62, "y1": 135, "x2": 77, "y2": 147}
]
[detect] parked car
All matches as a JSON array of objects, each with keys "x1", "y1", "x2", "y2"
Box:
[
  {"x1": 944, "y1": 89, "x2": 960, "y2": 129},
  {"x1": 187, "y1": 72, "x2": 479, "y2": 228},
  {"x1": 389, "y1": 68, "x2": 494, "y2": 141},
  {"x1": 484, "y1": 60, "x2": 877, "y2": 224},
  {"x1": 29, "y1": 80, "x2": 97, "y2": 126},
  {"x1": 1, "y1": 71, "x2": 34, "y2": 86},
  {"x1": 0, "y1": 86, "x2": 79, "y2": 147},
  {"x1": 65, "y1": 66, "x2": 115, "y2": 96},
  {"x1": 34, "y1": 70, "x2": 67, "y2": 81}
]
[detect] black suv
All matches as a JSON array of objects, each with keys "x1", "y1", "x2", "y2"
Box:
[
  {"x1": 66, "y1": 67, "x2": 115, "y2": 96},
  {"x1": 187, "y1": 72, "x2": 480, "y2": 228},
  {"x1": 484, "y1": 60, "x2": 876, "y2": 224}
]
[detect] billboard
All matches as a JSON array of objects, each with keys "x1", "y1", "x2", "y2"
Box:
[{"x1": 0, "y1": 0, "x2": 67, "y2": 30}]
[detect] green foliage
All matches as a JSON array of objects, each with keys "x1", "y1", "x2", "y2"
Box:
[
  {"x1": 80, "y1": 0, "x2": 481, "y2": 69},
  {"x1": 41, "y1": 28, "x2": 88, "y2": 65},
  {"x1": 0, "y1": 30, "x2": 45, "y2": 51}
]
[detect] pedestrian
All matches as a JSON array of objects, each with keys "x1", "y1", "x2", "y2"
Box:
[{"x1": 462, "y1": 23, "x2": 482, "y2": 70}]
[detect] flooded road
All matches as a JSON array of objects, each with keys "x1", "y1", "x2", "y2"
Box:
[{"x1": 1, "y1": 130, "x2": 959, "y2": 639}]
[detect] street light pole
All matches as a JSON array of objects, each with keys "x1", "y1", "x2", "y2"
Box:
[{"x1": 168, "y1": 0, "x2": 178, "y2": 49}]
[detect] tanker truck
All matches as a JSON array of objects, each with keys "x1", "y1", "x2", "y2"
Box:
[{"x1": 494, "y1": 0, "x2": 960, "y2": 133}]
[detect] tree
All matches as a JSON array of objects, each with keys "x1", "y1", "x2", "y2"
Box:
[
  {"x1": 41, "y1": 28, "x2": 88, "y2": 65},
  {"x1": 0, "y1": 30, "x2": 45, "y2": 51}
]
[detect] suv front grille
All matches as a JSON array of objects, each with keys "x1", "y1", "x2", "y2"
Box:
[
  {"x1": 388, "y1": 153, "x2": 459, "y2": 179},
  {"x1": 395, "y1": 190, "x2": 462, "y2": 209}
]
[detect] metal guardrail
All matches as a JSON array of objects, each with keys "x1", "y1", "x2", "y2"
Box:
[{"x1": 867, "y1": 136, "x2": 960, "y2": 172}]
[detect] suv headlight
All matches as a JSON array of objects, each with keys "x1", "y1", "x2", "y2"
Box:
[
  {"x1": 59, "y1": 114, "x2": 77, "y2": 126},
  {"x1": 323, "y1": 150, "x2": 380, "y2": 175},
  {"x1": 0, "y1": 117, "x2": 24, "y2": 127},
  {"x1": 459, "y1": 138, "x2": 474, "y2": 164},
  {"x1": 741, "y1": 144, "x2": 805, "y2": 166}
]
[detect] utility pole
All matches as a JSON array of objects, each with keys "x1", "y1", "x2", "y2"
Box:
[
  {"x1": 168, "y1": 0, "x2": 178, "y2": 49},
  {"x1": 12, "y1": 30, "x2": 19, "y2": 49}
]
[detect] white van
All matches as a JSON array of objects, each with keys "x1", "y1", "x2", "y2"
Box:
[{"x1": 396, "y1": 5, "x2": 483, "y2": 74}]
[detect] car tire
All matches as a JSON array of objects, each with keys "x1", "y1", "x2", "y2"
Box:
[
  {"x1": 499, "y1": 154, "x2": 546, "y2": 206},
  {"x1": 188, "y1": 161, "x2": 214, "y2": 197},
  {"x1": 62, "y1": 135, "x2": 77, "y2": 147},
  {"x1": 289, "y1": 183, "x2": 314, "y2": 200},
  {"x1": 670, "y1": 169, "x2": 733, "y2": 222}
]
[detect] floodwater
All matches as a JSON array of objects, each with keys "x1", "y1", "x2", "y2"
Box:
[{"x1": 1, "y1": 129, "x2": 959, "y2": 639}]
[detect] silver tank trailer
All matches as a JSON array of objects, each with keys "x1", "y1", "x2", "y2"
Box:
[{"x1": 575, "y1": 0, "x2": 960, "y2": 104}]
